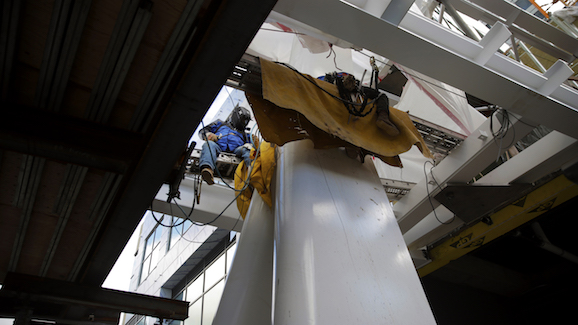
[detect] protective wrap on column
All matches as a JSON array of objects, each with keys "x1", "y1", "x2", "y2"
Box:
[{"x1": 246, "y1": 58, "x2": 432, "y2": 167}]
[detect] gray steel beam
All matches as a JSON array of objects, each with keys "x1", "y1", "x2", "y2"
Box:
[
  {"x1": 39, "y1": 165, "x2": 88, "y2": 277},
  {"x1": 0, "y1": 104, "x2": 144, "y2": 174},
  {"x1": 381, "y1": 0, "x2": 414, "y2": 26},
  {"x1": 272, "y1": 0, "x2": 578, "y2": 139},
  {"x1": 1, "y1": 272, "x2": 189, "y2": 320},
  {"x1": 447, "y1": 0, "x2": 578, "y2": 59},
  {"x1": 445, "y1": 0, "x2": 574, "y2": 62},
  {"x1": 77, "y1": 0, "x2": 279, "y2": 286},
  {"x1": 394, "y1": 113, "x2": 535, "y2": 233}
]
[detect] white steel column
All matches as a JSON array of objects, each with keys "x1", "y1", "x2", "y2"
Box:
[
  {"x1": 213, "y1": 191, "x2": 274, "y2": 325},
  {"x1": 273, "y1": 140, "x2": 436, "y2": 324}
]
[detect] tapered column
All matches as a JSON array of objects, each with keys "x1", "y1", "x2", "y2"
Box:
[
  {"x1": 212, "y1": 191, "x2": 274, "y2": 325},
  {"x1": 273, "y1": 140, "x2": 436, "y2": 324}
]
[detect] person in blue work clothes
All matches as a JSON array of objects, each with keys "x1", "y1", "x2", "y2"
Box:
[{"x1": 198, "y1": 105, "x2": 253, "y2": 185}]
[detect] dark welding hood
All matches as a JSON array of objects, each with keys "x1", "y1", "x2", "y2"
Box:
[{"x1": 227, "y1": 105, "x2": 251, "y2": 131}]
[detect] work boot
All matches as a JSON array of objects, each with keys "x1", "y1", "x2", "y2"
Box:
[
  {"x1": 201, "y1": 167, "x2": 214, "y2": 185},
  {"x1": 374, "y1": 94, "x2": 399, "y2": 137},
  {"x1": 376, "y1": 108, "x2": 400, "y2": 137}
]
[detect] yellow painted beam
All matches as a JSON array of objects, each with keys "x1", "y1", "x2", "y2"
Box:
[{"x1": 418, "y1": 175, "x2": 578, "y2": 277}]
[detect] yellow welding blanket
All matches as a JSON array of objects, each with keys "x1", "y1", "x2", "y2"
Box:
[
  {"x1": 234, "y1": 140, "x2": 276, "y2": 219},
  {"x1": 246, "y1": 58, "x2": 432, "y2": 167}
]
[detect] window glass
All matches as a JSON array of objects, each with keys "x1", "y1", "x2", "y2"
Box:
[
  {"x1": 204, "y1": 254, "x2": 225, "y2": 290},
  {"x1": 184, "y1": 299, "x2": 202, "y2": 325},
  {"x1": 187, "y1": 274, "x2": 204, "y2": 303},
  {"x1": 201, "y1": 279, "x2": 225, "y2": 325},
  {"x1": 150, "y1": 249, "x2": 160, "y2": 272},
  {"x1": 183, "y1": 219, "x2": 193, "y2": 235},
  {"x1": 144, "y1": 233, "x2": 154, "y2": 257},
  {"x1": 140, "y1": 255, "x2": 151, "y2": 283},
  {"x1": 153, "y1": 225, "x2": 163, "y2": 247},
  {"x1": 226, "y1": 243, "x2": 237, "y2": 272},
  {"x1": 170, "y1": 225, "x2": 179, "y2": 250}
]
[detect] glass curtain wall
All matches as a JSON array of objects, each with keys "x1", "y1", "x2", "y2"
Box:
[{"x1": 179, "y1": 241, "x2": 237, "y2": 325}]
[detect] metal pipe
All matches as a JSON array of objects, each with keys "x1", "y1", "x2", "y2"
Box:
[
  {"x1": 510, "y1": 34, "x2": 520, "y2": 62},
  {"x1": 439, "y1": 0, "x2": 480, "y2": 41},
  {"x1": 518, "y1": 41, "x2": 547, "y2": 73},
  {"x1": 273, "y1": 140, "x2": 436, "y2": 324},
  {"x1": 438, "y1": 3, "x2": 446, "y2": 23}
]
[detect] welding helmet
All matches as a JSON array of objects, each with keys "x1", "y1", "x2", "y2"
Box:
[{"x1": 226, "y1": 105, "x2": 251, "y2": 131}]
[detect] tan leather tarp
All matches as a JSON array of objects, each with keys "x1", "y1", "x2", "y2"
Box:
[
  {"x1": 246, "y1": 58, "x2": 432, "y2": 167},
  {"x1": 234, "y1": 140, "x2": 276, "y2": 219}
]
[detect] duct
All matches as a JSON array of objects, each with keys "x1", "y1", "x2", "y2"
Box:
[
  {"x1": 39, "y1": 165, "x2": 88, "y2": 277},
  {"x1": 86, "y1": 0, "x2": 152, "y2": 123},
  {"x1": 34, "y1": 0, "x2": 93, "y2": 111},
  {"x1": 380, "y1": 0, "x2": 414, "y2": 26},
  {"x1": 9, "y1": 156, "x2": 46, "y2": 272},
  {"x1": 129, "y1": 0, "x2": 206, "y2": 132},
  {"x1": 67, "y1": 172, "x2": 122, "y2": 282},
  {"x1": 531, "y1": 222, "x2": 578, "y2": 265},
  {"x1": 0, "y1": 0, "x2": 21, "y2": 100}
]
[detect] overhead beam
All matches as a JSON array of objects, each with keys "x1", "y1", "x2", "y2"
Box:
[
  {"x1": 77, "y1": 0, "x2": 278, "y2": 286},
  {"x1": 418, "y1": 174, "x2": 578, "y2": 277},
  {"x1": 477, "y1": 131, "x2": 578, "y2": 185},
  {"x1": 380, "y1": 0, "x2": 414, "y2": 26},
  {"x1": 0, "y1": 104, "x2": 144, "y2": 173},
  {"x1": 393, "y1": 112, "x2": 535, "y2": 233},
  {"x1": 272, "y1": 0, "x2": 578, "y2": 139},
  {"x1": 444, "y1": 0, "x2": 577, "y2": 62},
  {"x1": 1, "y1": 272, "x2": 188, "y2": 321},
  {"x1": 465, "y1": 0, "x2": 578, "y2": 58}
]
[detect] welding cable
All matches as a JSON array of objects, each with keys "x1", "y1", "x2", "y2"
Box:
[
  {"x1": 423, "y1": 160, "x2": 455, "y2": 225},
  {"x1": 490, "y1": 108, "x2": 517, "y2": 162},
  {"x1": 274, "y1": 62, "x2": 379, "y2": 112},
  {"x1": 172, "y1": 186, "x2": 246, "y2": 228},
  {"x1": 150, "y1": 208, "x2": 189, "y2": 228}
]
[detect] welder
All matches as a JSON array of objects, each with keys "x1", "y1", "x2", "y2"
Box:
[{"x1": 198, "y1": 105, "x2": 253, "y2": 185}]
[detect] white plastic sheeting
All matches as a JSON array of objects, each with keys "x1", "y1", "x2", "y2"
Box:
[{"x1": 395, "y1": 64, "x2": 487, "y2": 136}]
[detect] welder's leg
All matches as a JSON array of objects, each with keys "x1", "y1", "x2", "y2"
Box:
[
  {"x1": 199, "y1": 141, "x2": 221, "y2": 184},
  {"x1": 199, "y1": 141, "x2": 221, "y2": 170},
  {"x1": 234, "y1": 146, "x2": 252, "y2": 169}
]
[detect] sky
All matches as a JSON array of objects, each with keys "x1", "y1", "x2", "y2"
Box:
[{"x1": 102, "y1": 217, "x2": 144, "y2": 291}]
